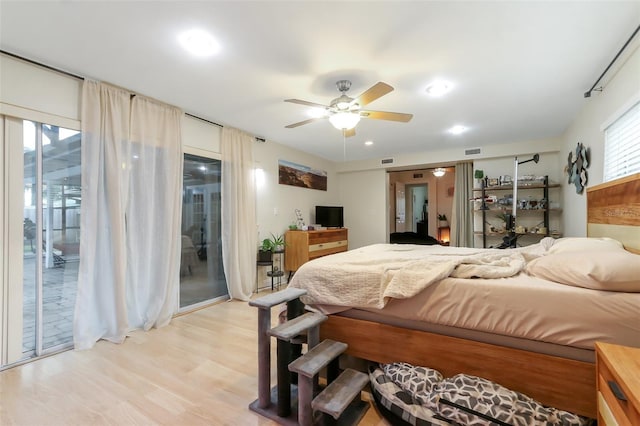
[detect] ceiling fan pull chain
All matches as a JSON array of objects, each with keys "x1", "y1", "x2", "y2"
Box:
[{"x1": 343, "y1": 131, "x2": 347, "y2": 161}]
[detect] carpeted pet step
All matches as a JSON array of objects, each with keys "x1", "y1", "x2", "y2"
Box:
[
  {"x1": 288, "y1": 339, "x2": 348, "y2": 378},
  {"x1": 248, "y1": 287, "x2": 307, "y2": 309},
  {"x1": 268, "y1": 311, "x2": 327, "y2": 342},
  {"x1": 311, "y1": 368, "x2": 369, "y2": 419}
]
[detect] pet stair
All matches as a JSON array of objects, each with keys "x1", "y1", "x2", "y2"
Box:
[{"x1": 249, "y1": 289, "x2": 370, "y2": 425}]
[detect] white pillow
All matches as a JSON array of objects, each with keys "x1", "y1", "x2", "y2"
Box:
[
  {"x1": 548, "y1": 237, "x2": 623, "y2": 254},
  {"x1": 525, "y1": 250, "x2": 640, "y2": 292}
]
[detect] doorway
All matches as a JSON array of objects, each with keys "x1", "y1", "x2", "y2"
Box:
[
  {"x1": 406, "y1": 184, "x2": 428, "y2": 236},
  {"x1": 388, "y1": 168, "x2": 455, "y2": 240}
]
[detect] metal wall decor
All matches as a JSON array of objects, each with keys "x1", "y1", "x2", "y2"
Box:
[{"x1": 566, "y1": 142, "x2": 590, "y2": 194}]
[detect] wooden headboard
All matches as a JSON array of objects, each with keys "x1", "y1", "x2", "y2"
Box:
[{"x1": 587, "y1": 172, "x2": 640, "y2": 253}]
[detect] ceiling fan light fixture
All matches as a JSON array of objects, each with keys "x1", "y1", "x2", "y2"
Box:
[
  {"x1": 329, "y1": 112, "x2": 360, "y2": 130},
  {"x1": 433, "y1": 168, "x2": 446, "y2": 177},
  {"x1": 307, "y1": 107, "x2": 327, "y2": 118}
]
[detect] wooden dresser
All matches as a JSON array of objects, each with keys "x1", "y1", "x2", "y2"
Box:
[
  {"x1": 595, "y1": 342, "x2": 640, "y2": 426},
  {"x1": 284, "y1": 229, "x2": 348, "y2": 272}
]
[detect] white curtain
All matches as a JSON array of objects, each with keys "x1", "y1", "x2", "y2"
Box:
[
  {"x1": 450, "y1": 162, "x2": 474, "y2": 247},
  {"x1": 221, "y1": 127, "x2": 257, "y2": 300},
  {"x1": 74, "y1": 81, "x2": 183, "y2": 350}
]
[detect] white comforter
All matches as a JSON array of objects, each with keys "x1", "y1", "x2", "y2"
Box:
[{"x1": 288, "y1": 241, "x2": 551, "y2": 309}]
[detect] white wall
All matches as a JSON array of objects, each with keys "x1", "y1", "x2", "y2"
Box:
[
  {"x1": 182, "y1": 115, "x2": 221, "y2": 154},
  {"x1": 253, "y1": 140, "x2": 339, "y2": 243},
  {"x1": 559, "y1": 44, "x2": 640, "y2": 237},
  {"x1": 338, "y1": 169, "x2": 387, "y2": 249},
  {"x1": 0, "y1": 54, "x2": 81, "y2": 128}
]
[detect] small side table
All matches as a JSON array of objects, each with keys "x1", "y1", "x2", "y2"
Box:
[
  {"x1": 595, "y1": 342, "x2": 640, "y2": 425},
  {"x1": 256, "y1": 258, "x2": 273, "y2": 293},
  {"x1": 267, "y1": 250, "x2": 285, "y2": 291}
]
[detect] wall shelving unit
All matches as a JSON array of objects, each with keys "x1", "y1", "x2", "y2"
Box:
[{"x1": 473, "y1": 175, "x2": 561, "y2": 248}]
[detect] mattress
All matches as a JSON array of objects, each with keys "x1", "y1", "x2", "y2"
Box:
[{"x1": 289, "y1": 242, "x2": 640, "y2": 357}]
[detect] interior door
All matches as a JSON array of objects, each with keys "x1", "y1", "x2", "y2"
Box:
[
  {"x1": 407, "y1": 184, "x2": 428, "y2": 234},
  {"x1": 395, "y1": 182, "x2": 405, "y2": 232}
]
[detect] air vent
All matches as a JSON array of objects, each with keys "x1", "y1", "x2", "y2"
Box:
[
  {"x1": 381, "y1": 158, "x2": 394, "y2": 164},
  {"x1": 465, "y1": 147, "x2": 482, "y2": 156},
  {"x1": 413, "y1": 173, "x2": 423, "y2": 179}
]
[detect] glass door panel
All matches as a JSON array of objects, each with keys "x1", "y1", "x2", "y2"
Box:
[
  {"x1": 22, "y1": 121, "x2": 80, "y2": 356},
  {"x1": 180, "y1": 154, "x2": 227, "y2": 308}
]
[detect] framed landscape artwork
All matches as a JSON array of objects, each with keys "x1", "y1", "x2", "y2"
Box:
[{"x1": 278, "y1": 160, "x2": 327, "y2": 191}]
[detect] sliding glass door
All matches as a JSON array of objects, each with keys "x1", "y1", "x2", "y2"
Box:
[
  {"x1": 22, "y1": 120, "x2": 81, "y2": 357},
  {"x1": 180, "y1": 153, "x2": 227, "y2": 308},
  {"x1": 1, "y1": 117, "x2": 81, "y2": 368}
]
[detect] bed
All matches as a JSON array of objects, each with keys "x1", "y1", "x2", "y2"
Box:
[{"x1": 287, "y1": 173, "x2": 640, "y2": 418}]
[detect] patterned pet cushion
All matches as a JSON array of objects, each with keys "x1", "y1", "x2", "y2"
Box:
[
  {"x1": 428, "y1": 373, "x2": 595, "y2": 426},
  {"x1": 382, "y1": 362, "x2": 444, "y2": 405},
  {"x1": 369, "y1": 366, "x2": 452, "y2": 426}
]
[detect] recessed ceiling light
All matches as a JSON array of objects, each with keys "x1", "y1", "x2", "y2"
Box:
[
  {"x1": 425, "y1": 80, "x2": 452, "y2": 97},
  {"x1": 178, "y1": 29, "x2": 220, "y2": 57},
  {"x1": 364, "y1": 140, "x2": 374, "y2": 146},
  {"x1": 449, "y1": 125, "x2": 468, "y2": 135}
]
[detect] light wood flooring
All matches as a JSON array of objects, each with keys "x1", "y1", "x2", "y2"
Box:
[{"x1": 1, "y1": 294, "x2": 389, "y2": 425}]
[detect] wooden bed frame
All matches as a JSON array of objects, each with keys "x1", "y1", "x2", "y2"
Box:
[{"x1": 319, "y1": 173, "x2": 640, "y2": 418}]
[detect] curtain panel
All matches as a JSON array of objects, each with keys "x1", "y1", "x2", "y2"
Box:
[
  {"x1": 74, "y1": 81, "x2": 183, "y2": 350},
  {"x1": 221, "y1": 127, "x2": 257, "y2": 300},
  {"x1": 451, "y1": 162, "x2": 474, "y2": 247}
]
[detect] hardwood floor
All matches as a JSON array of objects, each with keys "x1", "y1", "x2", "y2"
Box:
[{"x1": 1, "y1": 295, "x2": 388, "y2": 425}]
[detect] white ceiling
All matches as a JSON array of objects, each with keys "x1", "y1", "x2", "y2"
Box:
[{"x1": 1, "y1": 1, "x2": 639, "y2": 163}]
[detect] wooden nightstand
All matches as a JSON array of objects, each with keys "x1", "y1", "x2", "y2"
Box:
[{"x1": 595, "y1": 342, "x2": 640, "y2": 425}]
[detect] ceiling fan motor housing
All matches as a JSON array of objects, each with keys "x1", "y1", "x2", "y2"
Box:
[{"x1": 336, "y1": 79, "x2": 352, "y2": 92}]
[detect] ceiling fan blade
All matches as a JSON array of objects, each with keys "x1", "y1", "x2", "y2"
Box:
[
  {"x1": 344, "y1": 128, "x2": 356, "y2": 138},
  {"x1": 354, "y1": 82, "x2": 394, "y2": 107},
  {"x1": 285, "y1": 117, "x2": 324, "y2": 128},
  {"x1": 285, "y1": 99, "x2": 329, "y2": 109},
  {"x1": 360, "y1": 110, "x2": 413, "y2": 122}
]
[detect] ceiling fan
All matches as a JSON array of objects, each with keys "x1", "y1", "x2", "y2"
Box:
[{"x1": 284, "y1": 80, "x2": 413, "y2": 137}]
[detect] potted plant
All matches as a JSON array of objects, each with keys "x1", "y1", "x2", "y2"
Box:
[
  {"x1": 474, "y1": 169, "x2": 484, "y2": 188},
  {"x1": 438, "y1": 214, "x2": 448, "y2": 227},
  {"x1": 269, "y1": 233, "x2": 286, "y2": 253},
  {"x1": 258, "y1": 233, "x2": 285, "y2": 263}
]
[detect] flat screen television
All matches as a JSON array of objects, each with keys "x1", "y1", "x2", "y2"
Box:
[{"x1": 315, "y1": 206, "x2": 344, "y2": 228}]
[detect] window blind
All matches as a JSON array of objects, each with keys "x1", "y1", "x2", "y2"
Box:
[{"x1": 604, "y1": 101, "x2": 640, "y2": 182}]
